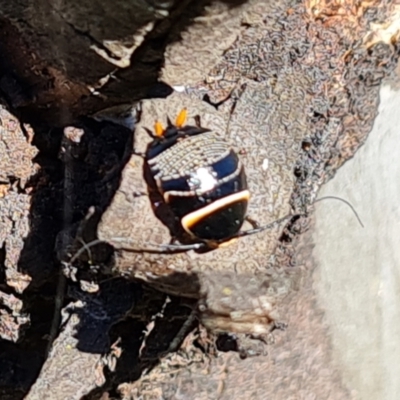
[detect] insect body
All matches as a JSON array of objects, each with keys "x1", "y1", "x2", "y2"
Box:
[
  {"x1": 69, "y1": 112, "x2": 363, "y2": 258},
  {"x1": 146, "y1": 109, "x2": 250, "y2": 249}
]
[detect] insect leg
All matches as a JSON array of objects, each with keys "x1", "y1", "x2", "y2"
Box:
[{"x1": 244, "y1": 216, "x2": 260, "y2": 229}]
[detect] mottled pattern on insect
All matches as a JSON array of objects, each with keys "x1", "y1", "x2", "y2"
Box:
[{"x1": 145, "y1": 109, "x2": 250, "y2": 250}]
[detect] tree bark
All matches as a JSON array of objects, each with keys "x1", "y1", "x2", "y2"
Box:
[
  {"x1": 0, "y1": 0, "x2": 250, "y2": 125},
  {"x1": 0, "y1": 0, "x2": 399, "y2": 399}
]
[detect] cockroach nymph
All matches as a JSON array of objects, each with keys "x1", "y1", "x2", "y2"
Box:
[
  {"x1": 140, "y1": 109, "x2": 294, "y2": 253},
  {"x1": 69, "y1": 111, "x2": 363, "y2": 260}
]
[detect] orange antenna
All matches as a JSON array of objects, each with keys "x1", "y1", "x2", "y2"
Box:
[
  {"x1": 154, "y1": 120, "x2": 164, "y2": 137},
  {"x1": 175, "y1": 108, "x2": 187, "y2": 128}
]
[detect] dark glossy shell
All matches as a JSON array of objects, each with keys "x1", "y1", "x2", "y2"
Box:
[{"x1": 146, "y1": 125, "x2": 248, "y2": 241}]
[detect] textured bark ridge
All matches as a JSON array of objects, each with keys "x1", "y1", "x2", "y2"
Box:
[
  {"x1": 96, "y1": 86, "x2": 307, "y2": 333},
  {"x1": 0, "y1": 0, "x2": 251, "y2": 125},
  {"x1": 0, "y1": 0, "x2": 399, "y2": 399}
]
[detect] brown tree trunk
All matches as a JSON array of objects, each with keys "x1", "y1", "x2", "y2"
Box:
[
  {"x1": 0, "y1": 0, "x2": 249, "y2": 125},
  {"x1": 0, "y1": 1, "x2": 399, "y2": 399}
]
